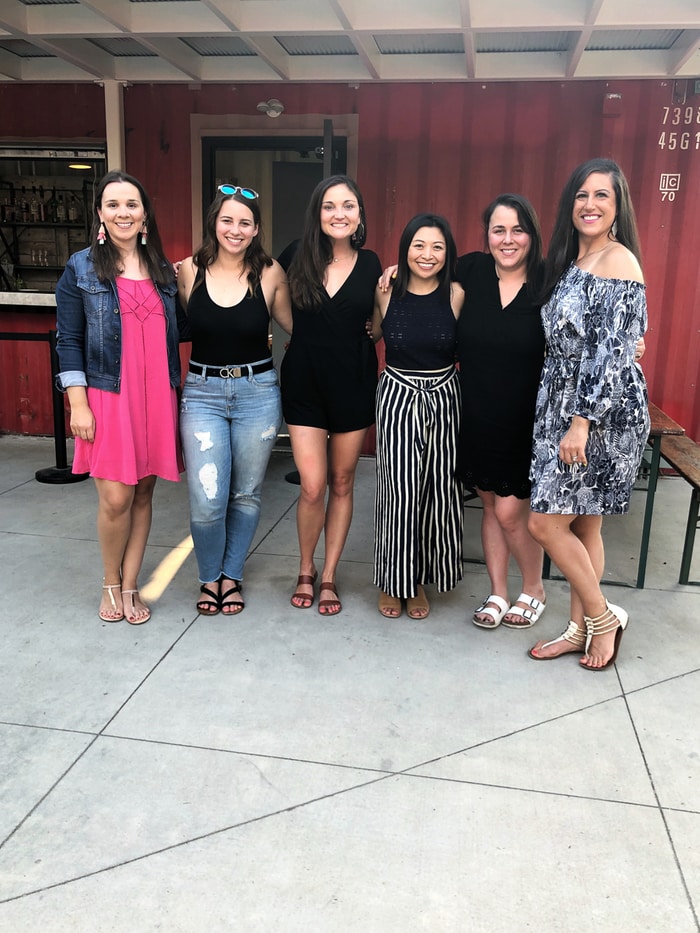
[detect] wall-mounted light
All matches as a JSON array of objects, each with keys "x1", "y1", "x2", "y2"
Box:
[
  {"x1": 256, "y1": 98, "x2": 284, "y2": 118},
  {"x1": 68, "y1": 163, "x2": 92, "y2": 170}
]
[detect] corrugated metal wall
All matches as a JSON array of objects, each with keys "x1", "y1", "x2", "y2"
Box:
[{"x1": 1, "y1": 79, "x2": 698, "y2": 438}]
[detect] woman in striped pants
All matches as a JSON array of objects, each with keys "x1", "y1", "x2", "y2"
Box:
[{"x1": 371, "y1": 213, "x2": 464, "y2": 619}]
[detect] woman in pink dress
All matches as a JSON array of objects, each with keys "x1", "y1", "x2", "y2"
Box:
[{"x1": 56, "y1": 171, "x2": 183, "y2": 624}]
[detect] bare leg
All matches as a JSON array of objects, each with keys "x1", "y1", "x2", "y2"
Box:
[
  {"x1": 570, "y1": 515, "x2": 619, "y2": 669},
  {"x1": 121, "y1": 476, "x2": 157, "y2": 622},
  {"x1": 473, "y1": 489, "x2": 510, "y2": 625},
  {"x1": 529, "y1": 514, "x2": 604, "y2": 659},
  {"x1": 319, "y1": 428, "x2": 368, "y2": 613},
  {"x1": 288, "y1": 425, "x2": 330, "y2": 607},
  {"x1": 569, "y1": 514, "x2": 605, "y2": 626},
  {"x1": 95, "y1": 477, "x2": 135, "y2": 618},
  {"x1": 529, "y1": 512, "x2": 620, "y2": 666},
  {"x1": 94, "y1": 476, "x2": 156, "y2": 623},
  {"x1": 496, "y1": 495, "x2": 546, "y2": 624}
]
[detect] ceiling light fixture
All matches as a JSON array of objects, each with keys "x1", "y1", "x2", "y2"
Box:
[{"x1": 256, "y1": 98, "x2": 284, "y2": 118}]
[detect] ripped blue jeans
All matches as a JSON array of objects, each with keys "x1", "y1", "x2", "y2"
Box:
[{"x1": 179, "y1": 362, "x2": 282, "y2": 583}]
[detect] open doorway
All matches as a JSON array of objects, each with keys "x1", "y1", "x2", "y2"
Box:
[{"x1": 202, "y1": 134, "x2": 347, "y2": 257}]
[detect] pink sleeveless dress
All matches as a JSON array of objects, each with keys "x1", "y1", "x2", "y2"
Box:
[{"x1": 72, "y1": 277, "x2": 183, "y2": 484}]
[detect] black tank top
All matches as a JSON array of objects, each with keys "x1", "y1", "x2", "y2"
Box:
[
  {"x1": 382, "y1": 287, "x2": 457, "y2": 370},
  {"x1": 187, "y1": 274, "x2": 271, "y2": 365}
]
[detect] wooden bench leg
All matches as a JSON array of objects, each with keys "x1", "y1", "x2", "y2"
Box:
[{"x1": 679, "y1": 489, "x2": 700, "y2": 585}]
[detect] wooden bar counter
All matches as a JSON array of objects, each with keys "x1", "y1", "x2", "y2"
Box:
[{"x1": 0, "y1": 291, "x2": 59, "y2": 436}]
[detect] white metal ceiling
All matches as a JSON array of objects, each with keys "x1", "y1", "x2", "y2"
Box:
[{"x1": 0, "y1": 0, "x2": 698, "y2": 83}]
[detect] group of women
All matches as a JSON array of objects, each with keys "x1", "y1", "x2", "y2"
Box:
[{"x1": 56, "y1": 158, "x2": 649, "y2": 673}]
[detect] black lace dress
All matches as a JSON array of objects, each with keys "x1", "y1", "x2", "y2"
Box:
[{"x1": 455, "y1": 252, "x2": 545, "y2": 499}]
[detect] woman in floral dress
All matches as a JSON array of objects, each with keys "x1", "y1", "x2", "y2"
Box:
[{"x1": 528, "y1": 158, "x2": 649, "y2": 671}]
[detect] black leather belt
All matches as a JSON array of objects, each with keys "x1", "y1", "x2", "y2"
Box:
[{"x1": 189, "y1": 359, "x2": 274, "y2": 379}]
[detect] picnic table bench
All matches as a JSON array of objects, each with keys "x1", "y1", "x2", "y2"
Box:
[{"x1": 659, "y1": 433, "x2": 700, "y2": 585}]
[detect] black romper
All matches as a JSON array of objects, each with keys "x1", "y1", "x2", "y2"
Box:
[
  {"x1": 455, "y1": 251, "x2": 545, "y2": 499},
  {"x1": 280, "y1": 248, "x2": 382, "y2": 433}
]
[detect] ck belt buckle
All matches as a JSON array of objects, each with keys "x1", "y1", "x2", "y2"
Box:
[{"x1": 221, "y1": 365, "x2": 242, "y2": 378}]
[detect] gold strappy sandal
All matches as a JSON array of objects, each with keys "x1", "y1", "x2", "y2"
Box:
[
  {"x1": 528, "y1": 620, "x2": 586, "y2": 660},
  {"x1": 99, "y1": 582, "x2": 124, "y2": 623},
  {"x1": 580, "y1": 601, "x2": 628, "y2": 671}
]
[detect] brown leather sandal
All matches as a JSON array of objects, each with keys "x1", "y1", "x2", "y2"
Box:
[
  {"x1": 290, "y1": 572, "x2": 317, "y2": 609},
  {"x1": 318, "y1": 582, "x2": 342, "y2": 616}
]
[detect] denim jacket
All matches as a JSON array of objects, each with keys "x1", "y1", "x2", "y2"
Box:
[{"x1": 55, "y1": 247, "x2": 182, "y2": 393}]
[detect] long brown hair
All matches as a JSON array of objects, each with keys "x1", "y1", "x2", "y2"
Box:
[
  {"x1": 288, "y1": 175, "x2": 367, "y2": 310},
  {"x1": 192, "y1": 190, "x2": 272, "y2": 296},
  {"x1": 542, "y1": 158, "x2": 642, "y2": 301},
  {"x1": 89, "y1": 170, "x2": 173, "y2": 286}
]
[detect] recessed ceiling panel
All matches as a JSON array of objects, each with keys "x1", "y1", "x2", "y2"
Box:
[
  {"x1": 275, "y1": 35, "x2": 357, "y2": 56},
  {"x1": 373, "y1": 34, "x2": 464, "y2": 55}
]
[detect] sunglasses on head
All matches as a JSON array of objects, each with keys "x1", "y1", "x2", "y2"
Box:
[{"x1": 217, "y1": 185, "x2": 259, "y2": 200}]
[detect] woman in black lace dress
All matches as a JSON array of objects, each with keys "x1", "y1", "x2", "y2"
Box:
[{"x1": 456, "y1": 195, "x2": 548, "y2": 631}]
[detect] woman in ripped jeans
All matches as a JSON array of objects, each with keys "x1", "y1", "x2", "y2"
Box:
[{"x1": 178, "y1": 185, "x2": 292, "y2": 615}]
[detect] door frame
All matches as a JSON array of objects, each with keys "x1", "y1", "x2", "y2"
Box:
[{"x1": 189, "y1": 113, "x2": 359, "y2": 251}]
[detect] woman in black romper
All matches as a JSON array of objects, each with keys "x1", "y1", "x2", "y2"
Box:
[{"x1": 281, "y1": 175, "x2": 381, "y2": 616}]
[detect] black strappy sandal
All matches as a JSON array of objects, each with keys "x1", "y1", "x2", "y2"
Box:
[
  {"x1": 197, "y1": 582, "x2": 221, "y2": 616},
  {"x1": 220, "y1": 579, "x2": 245, "y2": 616}
]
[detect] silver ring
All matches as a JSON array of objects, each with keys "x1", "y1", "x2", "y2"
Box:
[{"x1": 573, "y1": 454, "x2": 578, "y2": 461}]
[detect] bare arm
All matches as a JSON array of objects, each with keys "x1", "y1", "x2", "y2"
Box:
[
  {"x1": 66, "y1": 385, "x2": 95, "y2": 442},
  {"x1": 371, "y1": 285, "x2": 390, "y2": 342},
  {"x1": 450, "y1": 282, "x2": 465, "y2": 320},
  {"x1": 177, "y1": 257, "x2": 196, "y2": 308},
  {"x1": 263, "y1": 260, "x2": 293, "y2": 335}
]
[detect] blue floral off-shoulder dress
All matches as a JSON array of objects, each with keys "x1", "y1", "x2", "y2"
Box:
[{"x1": 530, "y1": 263, "x2": 650, "y2": 515}]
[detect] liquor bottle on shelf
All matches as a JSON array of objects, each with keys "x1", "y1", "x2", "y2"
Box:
[
  {"x1": 29, "y1": 186, "x2": 39, "y2": 223},
  {"x1": 68, "y1": 195, "x2": 79, "y2": 223},
  {"x1": 56, "y1": 195, "x2": 67, "y2": 223},
  {"x1": 46, "y1": 187, "x2": 58, "y2": 224},
  {"x1": 38, "y1": 185, "x2": 46, "y2": 222},
  {"x1": 20, "y1": 186, "x2": 30, "y2": 223}
]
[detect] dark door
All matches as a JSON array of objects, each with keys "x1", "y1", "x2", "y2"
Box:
[{"x1": 200, "y1": 132, "x2": 347, "y2": 440}]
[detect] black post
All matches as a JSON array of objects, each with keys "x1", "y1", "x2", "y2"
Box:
[{"x1": 35, "y1": 329, "x2": 89, "y2": 484}]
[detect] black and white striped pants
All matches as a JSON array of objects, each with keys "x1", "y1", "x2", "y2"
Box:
[{"x1": 373, "y1": 365, "x2": 463, "y2": 598}]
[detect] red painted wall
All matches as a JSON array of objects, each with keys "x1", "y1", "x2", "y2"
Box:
[{"x1": 1, "y1": 79, "x2": 699, "y2": 440}]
